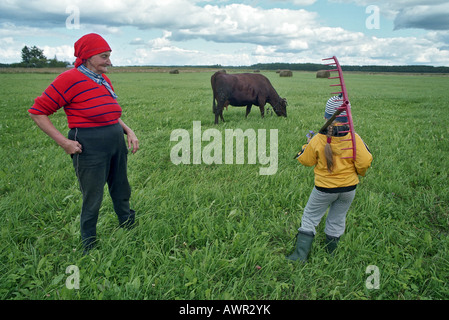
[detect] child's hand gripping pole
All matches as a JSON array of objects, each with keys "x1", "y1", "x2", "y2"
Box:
[
  {"x1": 306, "y1": 130, "x2": 315, "y2": 140},
  {"x1": 293, "y1": 130, "x2": 315, "y2": 159}
]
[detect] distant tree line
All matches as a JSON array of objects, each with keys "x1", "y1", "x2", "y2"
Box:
[
  {"x1": 1, "y1": 48, "x2": 448, "y2": 73},
  {"x1": 0, "y1": 45, "x2": 70, "y2": 68},
  {"x1": 174, "y1": 62, "x2": 449, "y2": 73},
  {"x1": 246, "y1": 62, "x2": 449, "y2": 74}
]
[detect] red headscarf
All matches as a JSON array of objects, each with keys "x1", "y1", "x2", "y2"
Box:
[{"x1": 74, "y1": 33, "x2": 112, "y2": 68}]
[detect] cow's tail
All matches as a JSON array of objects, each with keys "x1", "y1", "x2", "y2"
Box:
[{"x1": 211, "y1": 74, "x2": 217, "y2": 114}]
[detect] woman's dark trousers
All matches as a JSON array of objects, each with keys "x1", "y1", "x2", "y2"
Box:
[{"x1": 69, "y1": 123, "x2": 135, "y2": 252}]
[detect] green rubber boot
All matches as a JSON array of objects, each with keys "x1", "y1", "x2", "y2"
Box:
[
  {"x1": 325, "y1": 234, "x2": 340, "y2": 255},
  {"x1": 286, "y1": 231, "x2": 314, "y2": 263}
]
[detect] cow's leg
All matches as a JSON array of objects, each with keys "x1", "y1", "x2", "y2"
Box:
[
  {"x1": 259, "y1": 104, "x2": 265, "y2": 118},
  {"x1": 215, "y1": 107, "x2": 221, "y2": 124},
  {"x1": 212, "y1": 96, "x2": 216, "y2": 114},
  {"x1": 220, "y1": 101, "x2": 228, "y2": 122},
  {"x1": 246, "y1": 105, "x2": 252, "y2": 117},
  {"x1": 258, "y1": 99, "x2": 267, "y2": 118},
  {"x1": 215, "y1": 101, "x2": 225, "y2": 124}
]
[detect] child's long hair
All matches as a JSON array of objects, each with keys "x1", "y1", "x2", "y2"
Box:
[{"x1": 324, "y1": 123, "x2": 334, "y2": 173}]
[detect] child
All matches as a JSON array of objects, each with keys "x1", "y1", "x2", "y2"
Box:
[{"x1": 287, "y1": 95, "x2": 373, "y2": 262}]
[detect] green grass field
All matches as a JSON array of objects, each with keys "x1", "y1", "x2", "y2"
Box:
[{"x1": 0, "y1": 68, "x2": 448, "y2": 300}]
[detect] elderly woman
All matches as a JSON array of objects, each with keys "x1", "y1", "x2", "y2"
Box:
[{"x1": 28, "y1": 33, "x2": 139, "y2": 253}]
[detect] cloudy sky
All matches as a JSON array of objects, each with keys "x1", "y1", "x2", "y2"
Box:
[{"x1": 1, "y1": 0, "x2": 449, "y2": 66}]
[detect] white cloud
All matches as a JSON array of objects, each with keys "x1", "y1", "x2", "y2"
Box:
[
  {"x1": 132, "y1": 45, "x2": 254, "y2": 66},
  {"x1": 42, "y1": 44, "x2": 73, "y2": 62},
  {"x1": 148, "y1": 31, "x2": 172, "y2": 49},
  {"x1": 394, "y1": 3, "x2": 449, "y2": 30},
  {"x1": 329, "y1": 0, "x2": 449, "y2": 26},
  {"x1": 270, "y1": 0, "x2": 317, "y2": 6},
  {"x1": 0, "y1": 37, "x2": 20, "y2": 62},
  {"x1": 167, "y1": 4, "x2": 319, "y2": 46}
]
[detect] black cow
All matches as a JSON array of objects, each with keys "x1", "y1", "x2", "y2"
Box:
[{"x1": 211, "y1": 71, "x2": 287, "y2": 124}]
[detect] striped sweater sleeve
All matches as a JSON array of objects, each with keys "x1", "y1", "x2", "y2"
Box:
[{"x1": 29, "y1": 72, "x2": 70, "y2": 116}]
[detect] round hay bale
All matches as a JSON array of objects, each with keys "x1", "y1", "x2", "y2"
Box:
[
  {"x1": 316, "y1": 70, "x2": 330, "y2": 78},
  {"x1": 279, "y1": 70, "x2": 293, "y2": 77},
  {"x1": 169, "y1": 69, "x2": 179, "y2": 74}
]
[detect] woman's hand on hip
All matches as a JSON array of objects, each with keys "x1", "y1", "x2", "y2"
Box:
[{"x1": 61, "y1": 138, "x2": 83, "y2": 155}]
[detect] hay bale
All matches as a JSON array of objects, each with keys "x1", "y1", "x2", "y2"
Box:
[
  {"x1": 316, "y1": 70, "x2": 330, "y2": 78},
  {"x1": 279, "y1": 70, "x2": 293, "y2": 77},
  {"x1": 169, "y1": 69, "x2": 179, "y2": 74}
]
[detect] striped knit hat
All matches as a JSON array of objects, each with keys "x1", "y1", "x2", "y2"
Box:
[{"x1": 325, "y1": 94, "x2": 348, "y2": 123}]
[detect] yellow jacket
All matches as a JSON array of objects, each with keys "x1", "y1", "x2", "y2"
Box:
[{"x1": 297, "y1": 132, "x2": 373, "y2": 189}]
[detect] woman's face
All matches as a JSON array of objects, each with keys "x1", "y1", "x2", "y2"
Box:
[{"x1": 85, "y1": 51, "x2": 112, "y2": 74}]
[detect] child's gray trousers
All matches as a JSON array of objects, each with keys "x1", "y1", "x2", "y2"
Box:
[{"x1": 299, "y1": 187, "x2": 356, "y2": 238}]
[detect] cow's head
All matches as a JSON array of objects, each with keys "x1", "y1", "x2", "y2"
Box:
[{"x1": 273, "y1": 98, "x2": 287, "y2": 117}]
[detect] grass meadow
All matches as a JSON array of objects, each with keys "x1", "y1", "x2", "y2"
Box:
[{"x1": 0, "y1": 68, "x2": 448, "y2": 301}]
